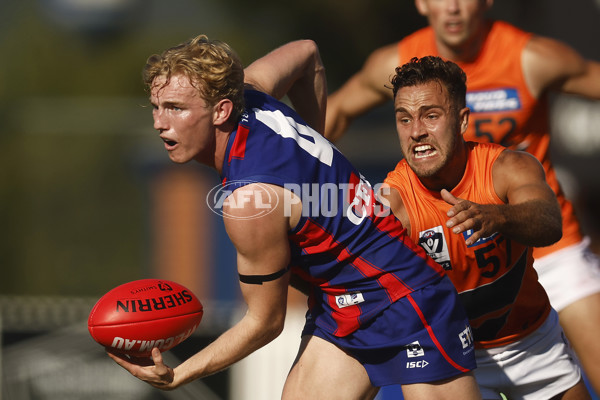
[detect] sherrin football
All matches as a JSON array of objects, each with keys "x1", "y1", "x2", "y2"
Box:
[{"x1": 88, "y1": 279, "x2": 203, "y2": 356}]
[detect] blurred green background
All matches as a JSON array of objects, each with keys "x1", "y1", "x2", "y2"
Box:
[
  {"x1": 0, "y1": 0, "x2": 428, "y2": 296},
  {"x1": 1, "y1": 0, "x2": 599, "y2": 297}
]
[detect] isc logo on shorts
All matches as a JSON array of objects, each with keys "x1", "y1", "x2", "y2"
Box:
[{"x1": 406, "y1": 360, "x2": 429, "y2": 369}]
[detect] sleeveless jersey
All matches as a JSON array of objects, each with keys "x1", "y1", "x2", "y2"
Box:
[
  {"x1": 398, "y1": 20, "x2": 582, "y2": 259},
  {"x1": 221, "y1": 90, "x2": 446, "y2": 338},
  {"x1": 384, "y1": 142, "x2": 551, "y2": 348}
]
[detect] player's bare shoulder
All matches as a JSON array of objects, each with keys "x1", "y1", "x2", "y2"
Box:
[
  {"x1": 361, "y1": 42, "x2": 402, "y2": 97},
  {"x1": 522, "y1": 35, "x2": 586, "y2": 97},
  {"x1": 492, "y1": 149, "x2": 546, "y2": 200},
  {"x1": 495, "y1": 148, "x2": 543, "y2": 174},
  {"x1": 221, "y1": 183, "x2": 300, "y2": 242}
]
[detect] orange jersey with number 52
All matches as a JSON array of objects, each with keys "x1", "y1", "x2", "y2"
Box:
[{"x1": 398, "y1": 21, "x2": 582, "y2": 259}]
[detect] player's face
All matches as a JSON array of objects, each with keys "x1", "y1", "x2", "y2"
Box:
[
  {"x1": 416, "y1": 0, "x2": 491, "y2": 53},
  {"x1": 150, "y1": 74, "x2": 216, "y2": 164},
  {"x1": 394, "y1": 81, "x2": 466, "y2": 182}
]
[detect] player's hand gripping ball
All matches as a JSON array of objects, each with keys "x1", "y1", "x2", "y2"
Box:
[{"x1": 88, "y1": 279, "x2": 203, "y2": 357}]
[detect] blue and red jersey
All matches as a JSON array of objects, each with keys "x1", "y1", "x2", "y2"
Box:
[{"x1": 221, "y1": 90, "x2": 446, "y2": 337}]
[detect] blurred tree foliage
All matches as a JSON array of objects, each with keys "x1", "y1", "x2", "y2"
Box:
[
  {"x1": 0, "y1": 0, "x2": 598, "y2": 296},
  {"x1": 0, "y1": 0, "x2": 423, "y2": 296}
]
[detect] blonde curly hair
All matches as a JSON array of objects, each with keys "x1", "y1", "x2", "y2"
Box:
[{"x1": 143, "y1": 34, "x2": 245, "y2": 122}]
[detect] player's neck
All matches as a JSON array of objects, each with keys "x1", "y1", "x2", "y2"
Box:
[
  {"x1": 438, "y1": 44, "x2": 479, "y2": 64},
  {"x1": 212, "y1": 124, "x2": 236, "y2": 175},
  {"x1": 436, "y1": 21, "x2": 491, "y2": 64},
  {"x1": 190, "y1": 126, "x2": 232, "y2": 174},
  {"x1": 421, "y1": 141, "x2": 469, "y2": 192}
]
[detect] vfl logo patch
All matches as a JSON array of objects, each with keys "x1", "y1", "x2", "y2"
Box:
[
  {"x1": 466, "y1": 88, "x2": 521, "y2": 113},
  {"x1": 335, "y1": 292, "x2": 365, "y2": 309},
  {"x1": 418, "y1": 226, "x2": 452, "y2": 270},
  {"x1": 406, "y1": 341, "x2": 425, "y2": 358}
]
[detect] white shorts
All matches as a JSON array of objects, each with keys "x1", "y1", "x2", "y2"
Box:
[
  {"x1": 474, "y1": 309, "x2": 582, "y2": 400},
  {"x1": 533, "y1": 237, "x2": 600, "y2": 311}
]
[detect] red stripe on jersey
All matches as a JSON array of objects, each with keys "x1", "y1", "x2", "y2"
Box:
[
  {"x1": 294, "y1": 220, "x2": 405, "y2": 286},
  {"x1": 228, "y1": 124, "x2": 250, "y2": 162},
  {"x1": 291, "y1": 219, "x2": 344, "y2": 258},
  {"x1": 325, "y1": 286, "x2": 363, "y2": 336},
  {"x1": 338, "y1": 247, "x2": 413, "y2": 301},
  {"x1": 292, "y1": 219, "x2": 418, "y2": 336},
  {"x1": 407, "y1": 294, "x2": 470, "y2": 373}
]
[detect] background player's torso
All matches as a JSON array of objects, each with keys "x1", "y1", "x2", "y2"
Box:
[{"x1": 398, "y1": 21, "x2": 583, "y2": 258}]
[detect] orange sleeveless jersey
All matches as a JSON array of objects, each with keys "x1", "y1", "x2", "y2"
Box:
[
  {"x1": 384, "y1": 142, "x2": 551, "y2": 348},
  {"x1": 398, "y1": 21, "x2": 582, "y2": 259}
]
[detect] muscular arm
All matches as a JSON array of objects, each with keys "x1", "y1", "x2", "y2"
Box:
[
  {"x1": 109, "y1": 184, "x2": 295, "y2": 389},
  {"x1": 325, "y1": 43, "x2": 399, "y2": 142},
  {"x1": 173, "y1": 183, "x2": 292, "y2": 384},
  {"x1": 523, "y1": 35, "x2": 600, "y2": 99},
  {"x1": 377, "y1": 183, "x2": 411, "y2": 233},
  {"x1": 244, "y1": 40, "x2": 327, "y2": 133},
  {"x1": 443, "y1": 150, "x2": 562, "y2": 247}
]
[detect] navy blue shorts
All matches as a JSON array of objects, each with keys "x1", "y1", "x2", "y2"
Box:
[{"x1": 302, "y1": 275, "x2": 476, "y2": 386}]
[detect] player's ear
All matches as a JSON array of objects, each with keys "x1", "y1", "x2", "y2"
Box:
[
  {"x1": 213, "y1": 99, "x2": 233, "y2": 125},
  {"x1": 414, "y1": 0, "x2": 429, "y2": 16},
  {"x1": 459, "y1": 107, "x2": 470, "y2": 135}
]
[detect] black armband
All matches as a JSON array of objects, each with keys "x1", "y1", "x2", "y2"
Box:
[{"x1": 239, "y1": 267, "x2": 289, "y2": 285}]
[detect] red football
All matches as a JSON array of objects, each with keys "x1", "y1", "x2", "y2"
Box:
[{"x1": 88, "y1": 279, "x2": 203, "y2": 357}]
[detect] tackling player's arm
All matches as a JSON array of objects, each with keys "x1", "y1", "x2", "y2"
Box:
[
  {"x1": 377, "y1": 182, "x2": 412, "y2": 233},
  {"x1": 523, "y1": 35, "x2": 600, "y2": 99},
  {"x1": 442, "y1": 150, "x2": 562, "y2": 247},
  {"x1": 324, "y1": 43, "x2": 399, "y2": 142},
  {"x1": 109, "y1": 183, "x2": 298, "y2": 389},
  {"x1": 244, "y1": 40, "x2": 327, "y2": 133}
]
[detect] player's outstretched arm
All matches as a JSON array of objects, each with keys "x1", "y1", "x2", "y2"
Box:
[
  {"x1": 324, "y1": 43, "x2": 399, "y2": 142},
  {"x1": 523, "y1": 35, "x2": 600, "y2": 99},
  {"x1": 108, "y1": 184, "x2": 294, "y2": 389},
  {"x1": 171, "y1": 183, "x2": 293, "y2": 387},
  {"x1": 377, "y1": 183, "x2": 412, "y2": 233},
  {"x1": 244, "y1": 40, "x2": 327, "y2": 133},
  {"x1": 442, "y1": 150, "x2": 562, "y2": 247}
]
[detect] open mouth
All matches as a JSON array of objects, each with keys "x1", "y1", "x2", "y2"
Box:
[
  {"x1": 414, "y1": 144, "x2": 437, "y2": 159},
  {"x1": 445, "y1": 20, "x2": 464, "y2": 33},
  {"x1": 162, "y1": 137, "x2": 178, "y2": 147}
]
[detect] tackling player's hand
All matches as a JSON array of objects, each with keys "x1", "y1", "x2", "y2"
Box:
[
  {"x1": 107, "y1": 347, "x2": 176, "y2": 390},
  {"x1": 441, "y1": 189, "x2": 500, "y2": 246}
]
